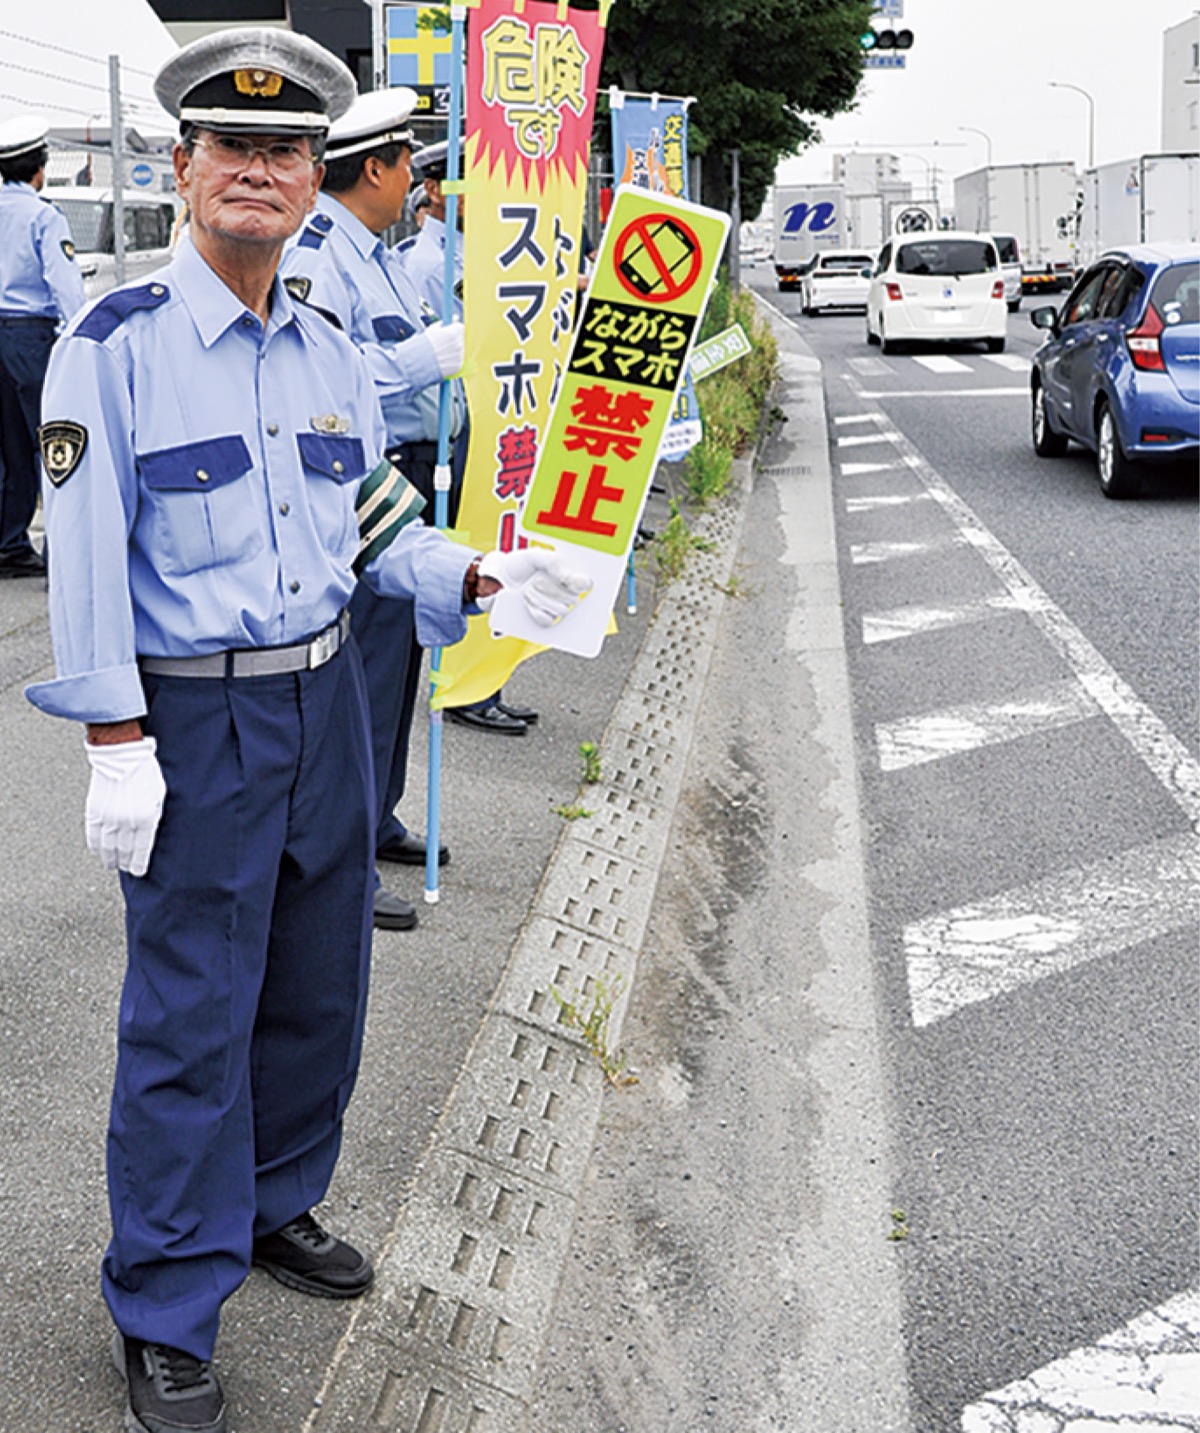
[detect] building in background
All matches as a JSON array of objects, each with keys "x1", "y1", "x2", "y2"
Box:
[
  {"x1": 1161, "y1": 14, "x2": 1200, "y2": 151},
  {"x1": 832, "y1": 150, "x2": 903, "y2": 190}
]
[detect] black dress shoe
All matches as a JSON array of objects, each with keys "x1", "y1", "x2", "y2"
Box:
[
  {"x1": 445, "y1": 703, "x2": 527, "y2": 735},
  {"x1": 0, "y1": 550, "x2": 46, "y2": 579},
  {"x1": 495, "y1": 699, "x2": 539, "y2": 725},
  {"x1": 373, "y1": 888, "x2": 417, "y2": 930},
  {"x1": 252, "y1": 1211, "x2": 374, "y2": 1299},
  {"x1": 112, "y1": 1332, "x2": 227, "y2": 1433},
  {"x1": 377, "y1": 830, "x2": 450, "y2": 866}
]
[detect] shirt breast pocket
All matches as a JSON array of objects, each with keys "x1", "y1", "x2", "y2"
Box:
[
  {"x1": 137, "y1": 435, "x2": 263, "y2": 577},
  {"x1": 296, "y1": 432, "x2": 365, "y2": 558}
]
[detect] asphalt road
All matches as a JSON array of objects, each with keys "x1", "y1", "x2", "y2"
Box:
[{"x1": 750, "y1": 268, "x2": 1199, "y2": 1432}]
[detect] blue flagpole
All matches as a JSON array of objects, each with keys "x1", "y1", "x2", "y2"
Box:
[{"x1": 425, "y1": 2, "x2": 466, "y2": 904}]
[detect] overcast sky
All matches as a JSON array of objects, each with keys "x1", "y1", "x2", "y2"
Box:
[{"x1": 776, "y1": 0, "x2": 1198, "y2": 202}]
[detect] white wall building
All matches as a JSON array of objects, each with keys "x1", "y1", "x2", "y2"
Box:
[
  {"x1": 832, "y1": 150, "x2": 903, "y2": 192},
  {"x1": 1161, "y1": 14, "x2": 1200, "y2": 152}
]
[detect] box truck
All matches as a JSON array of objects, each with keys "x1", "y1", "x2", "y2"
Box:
[
  {"x1": 773, "y1": 184, "x2": 847, "y2": 290},
  {"x1": 953, "y1": 162, "x2": 1079, "y2": 294},
  {"x1": 1077, "y1": 153, "x2": 1200, "y2": 267}
]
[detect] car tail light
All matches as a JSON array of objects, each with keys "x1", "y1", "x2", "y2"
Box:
[
  {"x1": 991, "y1": 280, "x2": 1005, "y2": 299},
  {"x1": 1126, "y1": 303, "x2": 1166, "y2": 372},
  {"x1": 885, "y1": 282, "x2": 903, "y2": 302}
]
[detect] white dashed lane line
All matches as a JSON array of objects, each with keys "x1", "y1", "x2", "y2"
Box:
[{"x1": 862, "y1": 595, "x2": 1022, "y2": 645}]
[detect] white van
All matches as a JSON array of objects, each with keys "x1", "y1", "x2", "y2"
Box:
[
  {"x1": 991, "y1": 233, "x2": 1023, "y2": 312},
  {"x1": 50, "y1": 187, "x2": 179, "y2": 299},
  {"x1": 865, "y1": 230, "x2": 1008, "y2": 353}
]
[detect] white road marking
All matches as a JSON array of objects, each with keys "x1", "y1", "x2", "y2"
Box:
[
  {"x1": 845, "y1": 493, "x2": 934, "y2": 512},
  {"x1": 850, "y1": 536, "x2": 964, "y2": 565},
  {"x1": 912, "y1": 354, "x2": 974, "y2": 373},
  {"x1": 876, "y1": 682, "x2": 1097, "y2": 771},
  {"x1": 863, "y1": 595, "x2": 1021, "y2": 644},
  {"x1": 980, "y1": 352, "x2": 1031, "y2": 372},
  {"x1": 837, "y1": 431, "x2": 903, "y2": 447},
  {"x1": 905, "y1": 831, "x2": 1200, "y2": 1027},
  {"x1": 961, "y1": 1286, "x2": 1200, "y2": 1432},
  {"x1": 855, "y1": 387, "x2": 1028, "y2": 399},
  {"x1": 847, "y1": 356, "x2": 894, "y2": 376},
  {"x1": 842, "y1": 371, "x2": 1200, "y2": 826},
  {"x1": 834, "y1": 413, "x2": 885, "y2": 425},
  {"x1": 840, "y1": 460, "x2": 908, "y2": 475}
]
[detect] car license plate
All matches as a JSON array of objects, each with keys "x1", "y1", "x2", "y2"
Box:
[{"x1": 931, "y1": 310, "x2": 962, "y2": 325}]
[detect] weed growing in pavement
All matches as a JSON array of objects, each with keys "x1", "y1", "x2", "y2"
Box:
[
  {"x1": 579, "y1": 740, "x2": 602, "y2": 784},
  {"x1": 554, "y1": 802, "x2": 594, "y2": 821},
  {"x1": 653, "y1": 500, "x2": 716, "y2": 585},
  {"x1": 889, "y1": 1209, "x2": 909, "y2": 1242},
  {"x1": 551, "y1": 976, "x2": 638, "y2": 1090}
]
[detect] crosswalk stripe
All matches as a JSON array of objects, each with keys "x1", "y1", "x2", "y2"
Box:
[
  {"x1": 905, "y1": 832, "x2": 1200, "y2": 1028},
  {"x1": 850, "y1": 536, "x2": 962, "y2": 565},
  {"x1": 840, "y1": 460, "x2": 910, "y2": 475},
  {"x1": 837, "y1": 431, "x2": 903, "y2": 447},
  {"x1": 845, "y1": 493, "x2": 934, "y2": 512},
  {"x1": 912, "y1": 354, "x2": 974, "y2": 373},
  {"x1": 876, "y1": 681, "x2": 1097, "y2": 771},
  {"x1": 863, "y1": 595, "x2": 1021, "y2": 644},
  {"x1": 961, "y1": 1286, "x2": 1200, "y2": 1431},
  {"x1": 847, "y1": 356, "x2": 894, "y2": 376},
  {"x1": 855, "y1": 387, "x2": 1028, "y2": 399},
  {"x1": 979, "y1": 352, "x2": 1031, "y2": 371}
]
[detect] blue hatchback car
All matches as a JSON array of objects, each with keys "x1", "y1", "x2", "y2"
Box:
[{"x1": 1029, "y1": 243, "x2": 1199, "y2": 498}]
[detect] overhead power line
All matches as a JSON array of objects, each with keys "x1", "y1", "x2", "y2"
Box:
[{"x1": 0, "y1": 27, "x2": 157, "y2": 80}]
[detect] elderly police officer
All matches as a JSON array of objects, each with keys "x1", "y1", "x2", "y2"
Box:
[
  {"x1": 26, "y1": 28, "x2": 587, "y2": 1433},
  {"x1": 0, "y1": 114, "x2": 86, "y2": 576},
  {"x1": 281, "y1": 89, "x2": 467, "y2": 933}
]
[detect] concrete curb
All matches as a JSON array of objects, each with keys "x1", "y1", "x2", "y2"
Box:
[{"x1": 305, "y1": 405, "x2": 759, "y2": 1431}]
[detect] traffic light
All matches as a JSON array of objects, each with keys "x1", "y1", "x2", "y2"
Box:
[{"x1": 860, "y1": 28, "x2": 914, "y2": 50}]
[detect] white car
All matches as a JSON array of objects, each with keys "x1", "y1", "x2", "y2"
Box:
[
  {"x1": 800, "y1": 250, "x2": 875, "y2": 314},
  {"x1": 992, "y1": 232, "x2": 1023, "y2": 312},
  {"x1": 865, "y1": 230, "x2": 1008, "y2": 354},
  {"x1": 49, "y1": 186, "x2": 179, "y2": 299}
]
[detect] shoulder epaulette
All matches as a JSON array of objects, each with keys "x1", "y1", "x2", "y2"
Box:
[
  {"x1": 75, "y1": 281, "x2": 170, "y2": 343},
  {"x1": 393, "y1": 235, "x2": 418, "y2": 255},
  {"x1": 298, "y1": 211, "x2": 334, "y2": 250}
]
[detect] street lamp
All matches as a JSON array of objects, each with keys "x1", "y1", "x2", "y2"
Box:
[
  {"x1": 958, "y1": 125, "x2": 993, "y2": 167},
  {"x1": 1049, "y1": 80, "x2": 1095, "y2": 169},
  {"x1": 902, "y1": 152, "x2": 933, "y2": 201}
]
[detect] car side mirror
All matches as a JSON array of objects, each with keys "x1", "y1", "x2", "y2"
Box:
[{"x1": 1030, "y1": 306, "x2": 1059, "y2": 333}]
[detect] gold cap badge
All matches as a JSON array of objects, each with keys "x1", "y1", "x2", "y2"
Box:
[{"x1": 234, "y1": 69, "x2": 284, "y2": 98}]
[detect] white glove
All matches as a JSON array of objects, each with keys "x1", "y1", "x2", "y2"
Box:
[
  {"x1": 425, "y1": 320, "x2": 465, "y2": 378},
  {"x1": 478, "y1": 548, "x2": 593, "y2": 626},
  {"x1": 84, "y1": 736, "x2": 167, "y2": 878}
]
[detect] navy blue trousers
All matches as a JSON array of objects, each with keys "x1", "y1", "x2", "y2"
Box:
[
  {"x1": 104, "y1": 642, "x2": 375, "y2": 1359},
  {"x1": 0, "y1": 316, "x2": 55, "y2": 558}
]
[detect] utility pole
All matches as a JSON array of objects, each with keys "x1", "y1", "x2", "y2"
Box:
[
  {"x1": 729, "y1": 148, "x2": 741, "y2": 290},
  {"x1": 109, "y1": 55, "x2": 126, "y2": 288}
]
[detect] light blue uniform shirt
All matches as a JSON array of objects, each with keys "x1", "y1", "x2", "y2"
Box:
[
  {"x1": 0, "y1": 181, "x2": 86, "y2": 321},
  {"x1": 401, "y1": 215, "x2": 463, "y2": 321},
  {"x1": 26, "y1": 237, "x2": 472, "y2": 725},
  {"x1": 281, "y1": 192, "x2": 462, "y2": 446}
]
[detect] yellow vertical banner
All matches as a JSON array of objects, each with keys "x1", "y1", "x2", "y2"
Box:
[{"x1": 434, "y1": 0, "x2": 610, "y2": 710}]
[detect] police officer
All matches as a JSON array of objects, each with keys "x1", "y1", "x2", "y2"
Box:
[
  {"x1": 281, "y1": 90, "x2": 466, "y2": 933},
  {"x1": 25, "y1": 29, "x2": 588, "y2": 1433},
  {"x1": 407, "y1": 137, "x2": 540, "y2": 735},
  {"x1": 0, "y1": 114, "x2": 86, "y2": 576}
]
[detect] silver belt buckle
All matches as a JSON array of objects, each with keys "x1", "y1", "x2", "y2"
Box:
[{"x1": 308, "y1": 624, "x2": 338, "y2": 669}]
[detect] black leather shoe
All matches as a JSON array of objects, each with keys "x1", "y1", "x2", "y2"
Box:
[
  {"x1": 112, "y1": 1332, "x2": 227, "y2": 1433},
  {"x1": 496, "y1": 699, "x2": 539, "y2": 725},
  {"x1": 252, "y1": 1211, "x2": 374, "y2": 1299},
  {"x1": 377, "y1": 831, "x2": 450, "y2": 867},
  {"x1": 0, "y1": 550, "x2": 46, "y2": 579},
  {"x1": 445, "y1": 703, "x2": 527, "y2": 735},
  {"x1": 373, "y1": 888, "x2": 417, "y2": 930}
]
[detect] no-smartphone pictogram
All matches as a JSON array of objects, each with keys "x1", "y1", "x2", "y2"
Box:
[{"x1": 613, "y1": 213, "x2": 703, "y2": 304}]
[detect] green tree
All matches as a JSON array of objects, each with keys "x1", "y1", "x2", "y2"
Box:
[{"x1": 585, "y1": 0, "x2": 874, "y2": 220}]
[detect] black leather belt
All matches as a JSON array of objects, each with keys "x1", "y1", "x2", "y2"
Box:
[{"x1": 140, "y1": 610, "x2": 350, "y2": 679}]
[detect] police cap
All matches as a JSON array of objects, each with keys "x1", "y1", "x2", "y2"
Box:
[
  {"x1": 154, "y1": 27, "x2": 356, "y2": 136},
  {"x1": 411, "y1": 137, "x2": 465, "y2": 182},
  {"x1": 325, "y1": 88, "x2": 419, "y2": 162},
  {"x1": 0, "y1": 113, "x2": 49, "y2": 162}
]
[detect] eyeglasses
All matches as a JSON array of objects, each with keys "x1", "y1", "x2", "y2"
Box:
[{"x1": 194, "y1": 134, "x2": 316, "y2": 176}]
